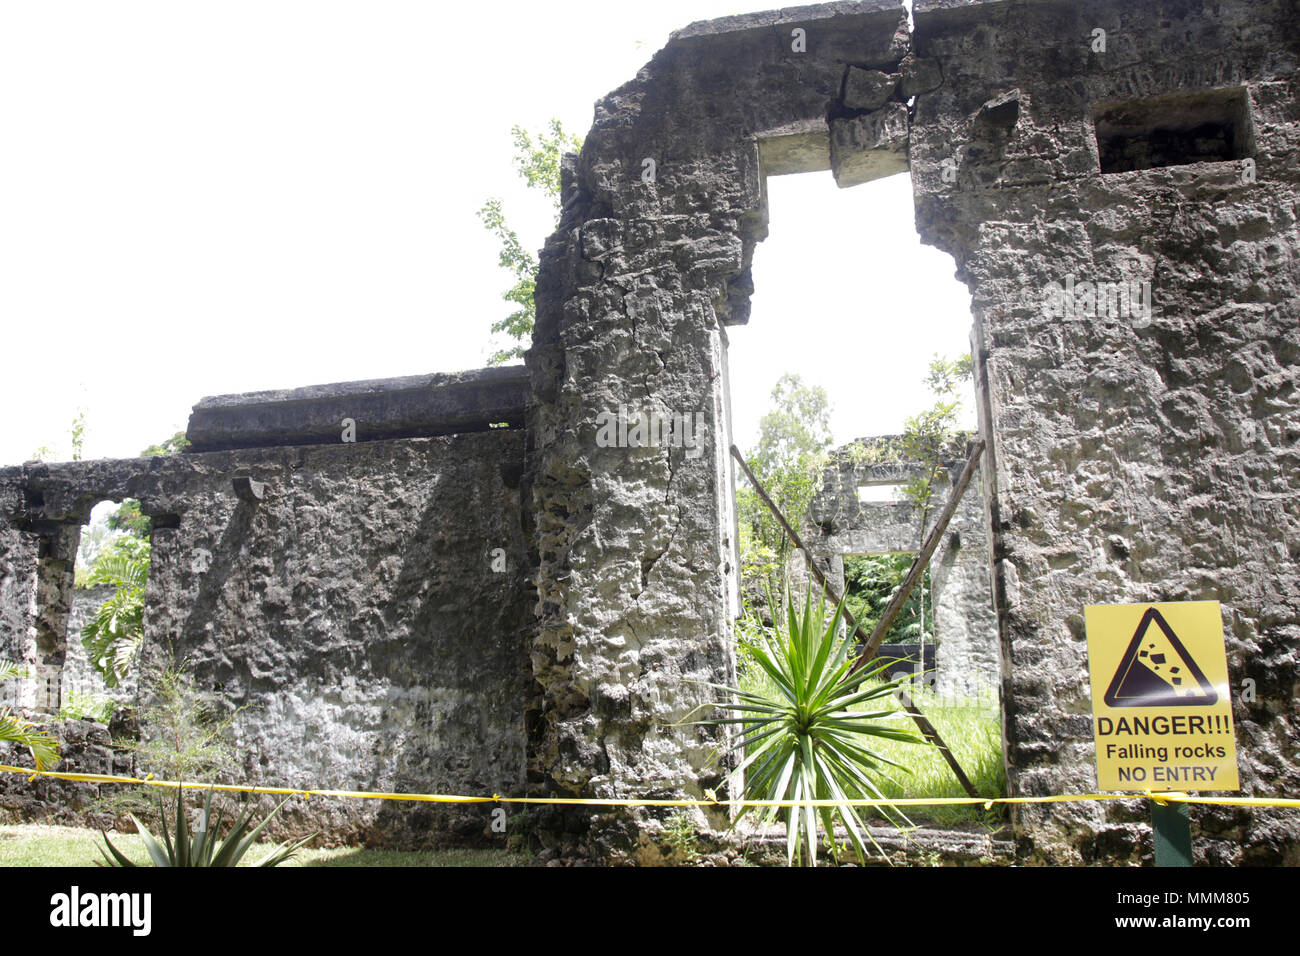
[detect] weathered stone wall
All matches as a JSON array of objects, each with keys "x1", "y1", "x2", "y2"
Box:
[
  {"x1": 805, "y1": 436, "x2": 1000, "y2": 697},
  {"x1": 907, "y1": 0, "x2": 1300, "y2": 863},
  {"x1": 1, "y1": 407, "x2": 533, "y2": 847},
  {"x1": 0, "y1": 716, "x2": 133, "y2": 828},
  {"x1": 2, "y1": 0, "x2": 1297, "y2": 865},
  {"x1": 525, "y1": 1, "x2": 912, "y2": 857},
  {"x1": 528, "y1": 0, "x2": 1299, "y2": 863},
  {"x1": 144, "y1": 434, "x2": 533, "y2": 846},
  {"x1": 0, "y1": 496, "x2": 37, "y2": 710}
]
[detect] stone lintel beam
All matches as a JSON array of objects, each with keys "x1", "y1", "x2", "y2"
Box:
[
  {"x1": 758, "y1": 119, "x2": 832, "y2": 177},
  {"x1": 831, "y1": 102, "x2": 910, "y2": 187},
  {"x1": 1, "y1": 460, "x2": 156, "y2": 525},
  {"x1": 186, "y1": 366, "x2": 530, "y2": 452},
  {"x1": 672, "y1": 1, "x2": 905, "y2": 40},
  {"x1": 912, "y1": 0, "x2": 1070, "y2": 36}
]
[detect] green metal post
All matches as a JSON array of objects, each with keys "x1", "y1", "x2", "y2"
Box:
[{"x1": 1151, "y1": 798, "x2": 1193, "y2": 867}]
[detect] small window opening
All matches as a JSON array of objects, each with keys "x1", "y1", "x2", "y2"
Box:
[
  {"x1": 1094, "y1": 87, "x2": 1253, "y2": 174},
  {"x1": 856, "y1": 482, "x2": 906, "y2": 504}
]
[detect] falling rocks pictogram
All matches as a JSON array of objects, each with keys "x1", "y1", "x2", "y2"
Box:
[{"x1": 1103, "y1": 607, "x2": 1218, "y2": 707}]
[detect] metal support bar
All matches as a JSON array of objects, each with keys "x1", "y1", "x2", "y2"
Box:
[
  {"x1": 855, "y1": 439, "x2": 986, "y2": 665},
  {"x1": 1152, "y1": 799, "x2": 1193, "y2": 867},
  {"x1": 729, "y1": 444, "x2": 980, "y2": 799}
]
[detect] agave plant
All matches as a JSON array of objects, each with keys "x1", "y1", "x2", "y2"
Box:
[
  {"x1": 0, "y1": 659, "x2": 60, "y2": 771},
  {"x1": 700, "y1": 588, "x2": 929, "y2": 866},
  {"x1": 100, "y1": 785, "x2": 313, "y2": 867}
]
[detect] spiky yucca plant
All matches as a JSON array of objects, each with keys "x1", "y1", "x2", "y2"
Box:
[
  {"x1": 100, "y1": 786, "x2": 313, "y2": 867},
  {"x1": 700, "y1": 589, "x2": 929, "y2": 866}
]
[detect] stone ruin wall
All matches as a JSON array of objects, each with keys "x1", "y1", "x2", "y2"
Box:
[
  {"x1": 528, "y1": 0, "x2": 1300, "y2": 863},
  {"x1": 804, "y1": 436, "x2": 1001, "y2": 697},
  {"x1": 909, "y1": 0, "x2": 1300, "y2": 864},
  {"x1": 1, "y1": 372, "x2": 535, "y2": 847},
  {"x1": 1, "y1": 0, "x2": 1298, "y2": 864}
]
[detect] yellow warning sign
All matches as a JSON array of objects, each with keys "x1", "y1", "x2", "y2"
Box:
[{"x1": 1085, "y1": 602, "x2": 1239, "y2": 792}]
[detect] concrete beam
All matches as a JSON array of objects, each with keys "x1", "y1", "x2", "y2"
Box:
[{"x1": 186, "y1": 366, "x2": 530, "y2": 452}]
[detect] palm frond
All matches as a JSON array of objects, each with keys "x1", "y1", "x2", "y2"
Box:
[
  {"x1": 0, "y1": 708, "x2": 61, "y2": 770},
  {"x1": 85, "y1": 553, "x2": 148, "y2": 589},
  {"x1": 80, "y1": 583, "x2": 145, "y2": 689},
  {"x1": 0, "y1": 659, "x2": 29, "y2": 684}
]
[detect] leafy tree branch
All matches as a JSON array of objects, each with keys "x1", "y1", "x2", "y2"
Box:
[{"x1": 478, "y1": 119, "x2": 583, "y2": 365}]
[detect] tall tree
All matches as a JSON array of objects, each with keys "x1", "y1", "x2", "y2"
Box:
[
  {"x1": 478, "y1": 119, "x2": 583, "y2": 365},
  {"x1": 752, "y1": 373, "x2": 834, "y2": 478},
  {"x1": 70, "y1": 410, "x2": 87, "y2": 461},
  {"x1": 895, "y1": 353, "x2": 974, "y2": 665}
]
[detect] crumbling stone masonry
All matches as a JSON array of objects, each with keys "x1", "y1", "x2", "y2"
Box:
[
  {"x1": 2, "y1": 371, "x2": 536, "y2": 848},
  {"x1": 803, "y1": 436, "x2": 1000, "y2": 697},
  {"x1": 528, "y1": 0, "x2": 1299, "y2": 864},
  {"x1": 2, "y1": 0, "x2": 1298, "y2": 864}
]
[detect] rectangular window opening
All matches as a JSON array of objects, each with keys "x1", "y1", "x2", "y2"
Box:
[
  {"x1": 856, "y1": 482, "x2": 906, "y2": 504},
  {"x1": 1094, "y1": 86, "x2": 1253, "y2": 174}
]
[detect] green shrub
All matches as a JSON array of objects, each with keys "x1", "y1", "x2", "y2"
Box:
[
  {"x1": 662, "y1": 811, "x2": 701, "y2": 863},
  {"x1": 842, "y1": 553, "x2": 932, "y2": 645},
  {"x1": 58, "y1": 690, "x2": 119, "y2": 725},
  {"x1": 97, "y1": 663, "x2": 241, "y2": 820},
  {"x1": 701, "y1": 589, "x2": 929, "y2": 866}
]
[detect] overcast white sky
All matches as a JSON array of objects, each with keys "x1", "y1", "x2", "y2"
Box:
[{"x1": 0, "y1": 0, "x2": 972, "y2": 467}]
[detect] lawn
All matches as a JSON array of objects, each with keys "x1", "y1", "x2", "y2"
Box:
[
  {"x1": 867, "y1": 683, "x2": 1007, "y2": 826},
  {"x1": 0, "y1": 824, "x2": 532, "y2": 867}
]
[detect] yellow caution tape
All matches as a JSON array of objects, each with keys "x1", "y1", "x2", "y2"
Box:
[
  {"x1": 1149, "y1": 794, "x2": 1300, "y2": 809},
  {"x1": 1, "y1": 765, "x2": 1296, "y2": 810}
]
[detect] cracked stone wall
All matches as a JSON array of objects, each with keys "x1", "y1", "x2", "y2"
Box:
[
  {"x1": 529, "y1": 0, "x2": 1300, "y2": 863},
  {"x1": 0, "y1": 429, "x2": 533, "y2": 847},
  {"x1": 907, "y1": 0, "x2": 1300, "y2": 864},
  {"x1": 805, "y1": 436, "x2": 1000, "y2": 697},
  {"x1": 525, "y1": 0, "x2": 913, "y2": 857}
]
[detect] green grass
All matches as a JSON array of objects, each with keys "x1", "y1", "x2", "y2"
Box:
[
  {"x1": 0, "y1": 824, "x2": 532, "y2": 867},
  {"x1": 737, "y1": 661, "x2": 1006, "y2": 827},
  {"x1": 867, "y1": 683, "x2": 1007, "y2": 827}
]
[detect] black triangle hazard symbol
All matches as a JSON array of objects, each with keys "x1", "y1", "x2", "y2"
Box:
[{"x1": 1103, "y1": 607, "x2": 1218, "y2": 707}]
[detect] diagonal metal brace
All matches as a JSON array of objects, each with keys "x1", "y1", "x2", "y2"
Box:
[{"x1": 729, "y1": 443, "x2": 980, "y2": 799}]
